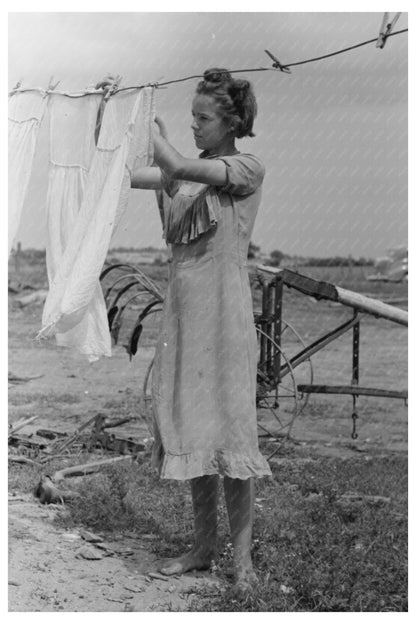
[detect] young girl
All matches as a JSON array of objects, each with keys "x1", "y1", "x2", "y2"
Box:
[{"x1": 100, "y1": 68, "x2": 271, "y2": 591}]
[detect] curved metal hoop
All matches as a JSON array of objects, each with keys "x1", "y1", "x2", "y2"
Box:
[
  {"x1": 280, "y1": 319, "x2": 314, "y2": 415},
  {"x1": 256, "y1": 327, "x2": 300, "y2": 440}
]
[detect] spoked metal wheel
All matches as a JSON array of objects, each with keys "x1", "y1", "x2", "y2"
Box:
[{"x1": 256, "y1": 327, "x2": 300, "y2": 443}]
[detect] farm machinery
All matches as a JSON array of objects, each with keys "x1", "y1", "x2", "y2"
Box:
[{"x1": 99, "y1": 262, "x2": 408, "y2": 455}]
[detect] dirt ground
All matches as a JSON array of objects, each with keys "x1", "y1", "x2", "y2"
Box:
[
  {"x1": 8, "y1": 493, "x2": 220, "y2": 612},
  {"x1": 8, "y1": 261, "x2": 408, "y2": 612}
]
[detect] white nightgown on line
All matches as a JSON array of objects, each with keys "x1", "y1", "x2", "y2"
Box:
[
  {"x1": 8, "y1": 90, "x2": 48, "y2": 255},
  {"x1": 39, "y1": 87, "x2": 155, "y2": 361}
]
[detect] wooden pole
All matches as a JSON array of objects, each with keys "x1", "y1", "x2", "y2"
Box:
[
  {"x1": 336, "y1": 287, "x2": 408, "y2": 327},
  {"x1": 257, "y1": 265, "x2": 408, "y2": 327}
]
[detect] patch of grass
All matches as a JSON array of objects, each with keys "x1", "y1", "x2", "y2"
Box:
[
  {"x1": 8, "y1": 462, "x2": 47, "y2": 494},
  {"x1": 9, "y1": 392, "x2": 82, "y2": 407},
  {"x1": 60, "y1": 452, "x2": 407, "y2": 611},
  {"x1": 9, "y1": 447, "x2": 407, "y2": 611},
  {"x1": 58, "y1": 455, "x2": 196, "y2": 555},
  {"x1": 8, "y1": 452, "x2": 104, "y2": 494},
  {"x1": 56, "y1": 454, "x2": 231, "y2": 558},
  {"x1": 190, "y1": 454, "x2": 408, "y2": 612},
  {"x1": 101, "y1": 393, "x2": 148, "y2": 420}
]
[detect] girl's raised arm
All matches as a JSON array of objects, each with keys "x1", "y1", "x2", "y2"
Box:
[
  {"x1": 153, "y1": 132, "x2": 227, "y2": 186},
  {"x1": 131, "y1": 166, "x2": 163, "y2": 190}
]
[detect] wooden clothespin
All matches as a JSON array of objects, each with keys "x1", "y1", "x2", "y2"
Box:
[
  {"x1": 47, "y1": 76, "x2": 61, "y2": 92},
  {"x1": 144, "y1": 77, "x2": 167, "y2": 90},
  {"x1": 103, "y1": 74, "x2": 123, "y2": 100},
  {"x1": 265, "y1": 49, "x2": 291, "y2": 73},
  {"x1": 376, "y1": 12, "x2": 401, "y2": 49},
  {"x1": 9, "y1": 78, "x2": 23, "y2": 96}
]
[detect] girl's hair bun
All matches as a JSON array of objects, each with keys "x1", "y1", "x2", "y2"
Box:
[
  {"x1": 203, "y1": 68, "x2": 232, "y2": 85},
  {"x1": 229, "y1": 79, "x2": 250, "y2": 103}
]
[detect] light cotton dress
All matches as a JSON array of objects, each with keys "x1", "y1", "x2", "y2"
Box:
[{"x1": 151, "y1": 151, "x2": 272, "y2": 481}]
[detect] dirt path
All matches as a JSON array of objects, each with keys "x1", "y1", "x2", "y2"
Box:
[{"x1": 8, "y1": 493, "x2": 220, "y2": 612}]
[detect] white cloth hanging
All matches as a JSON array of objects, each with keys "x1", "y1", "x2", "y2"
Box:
[
  {"x1": 8, "y1": 90, "x2": 48, "y2": 255},
  {"x1": 46, "y1": 93, "x2": 102, "y2": 278},
  {"x1": 45, "y1": 93, "x2": 106, "y2": 356},
  {"x1": 38, "y1": 87, "x2": 155, "y2": 361}
]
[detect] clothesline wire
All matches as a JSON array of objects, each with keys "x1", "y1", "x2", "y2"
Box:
[
  {"x1": 119, "y1": 27, "x2": 408, "y2": 91},
  {"x1": 10, "y1": 27, "x2": 408, "y2": 99},
  {"x1": 281, "y1": 28, "x2": 407, "y2": 67}
]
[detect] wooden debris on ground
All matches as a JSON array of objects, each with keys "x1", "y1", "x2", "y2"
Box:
[
  {"x1": 52, "y1": 455, "x2": 133, "y2": 482},
  {"x1": 8, "y1": 414, "x2": 42, "y2": 436},
  {"x1": 10, "y1": 410, "x2": 147, "y2": 509},
  {"x1": 89, "y1": 413, "x2": 145, "y2": 455},
  {"x1": 9, "y1": 410, "x2": 147, "y2": 461},
  {"x1": 34, "y1": 475, "x2": 81, "y2": 504},
  {"x1": 338, "y1": 492, "x2": 391, "y2": 505},
  {"x1": 8, "y1": 455, "x2": 42, "y2": 467},
  {"x1": 32, "y1": 456, "x2": 133, "y2": 506}
]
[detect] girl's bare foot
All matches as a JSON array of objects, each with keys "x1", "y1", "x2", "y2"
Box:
[
  {"x1": 232, "y1": 568, "x2": 259, "y2": 597},
  {"x1": 158, "y1": 548, "x2": 214, "y2": 576}
]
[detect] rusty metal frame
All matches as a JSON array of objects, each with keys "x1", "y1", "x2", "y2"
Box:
[{"x1": 255, "y1": 268, "x2": 407, "y2": 436}]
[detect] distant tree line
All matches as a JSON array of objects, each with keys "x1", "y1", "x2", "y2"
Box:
[
  {"x1": 12, "y1": 243, "x2": 374, "y2": 269},
  {"x1": 296, "y1": 255, "x2": 374, "y2": 267},
  {"x1": 248, "y1": 242, "x2": 374, "y2": 267},
  {"x1": 109, "y1": 245, "x2": 165, "y2": 253}
]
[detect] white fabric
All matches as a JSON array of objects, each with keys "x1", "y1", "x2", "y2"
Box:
[
  {"x1": 45, "y1": 93, "x2": 105, "y2": 357},
  {"x1": 8, "y1": 91, "x2": 48, "y2": 255},
  {"x1": 39, "y1": 87, "x2": 155, "y2": 361}
]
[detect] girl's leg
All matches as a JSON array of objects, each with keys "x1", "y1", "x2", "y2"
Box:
[
  {"x1": 159, "y1": 474, "x2": 219, "y2": 575},
  {"x1": 223, "y1": 476, "x2": 257, "y2": 586}
]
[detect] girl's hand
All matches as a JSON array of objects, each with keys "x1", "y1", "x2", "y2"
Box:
[
  {"x1": 154, "y1": 116, "x2": 169, "y2": 140},
  {"x1": 95, "y1": 74, "x2": 117, "y2": 93},
  {"x1": 152, "y1": 123, "x2": 163, "y2": 152}
]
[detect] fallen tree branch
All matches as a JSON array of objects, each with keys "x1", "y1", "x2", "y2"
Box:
[
  {"x1": 9, "y1": 414, "x2": 41, "y2": 436},
  {"x1": 39, "y1": 453, "x2": 81, "y2": 465},
  {"x1": 8, "y1": 455, "x2": 42, "y2": 467},
  {"x1": 52, "y1": 455, "x2": 133, "y2": 482}
]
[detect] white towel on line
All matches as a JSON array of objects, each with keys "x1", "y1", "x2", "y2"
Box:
[
  {"x1": 8, "y1": 90, "x2": 48, "y2": 255},
  {"x1": 38, "y1": 87, "x2": 155, "y2": 361},
  {"x1": 45, "y1": 92, "x2": 105, "y2": 357}
]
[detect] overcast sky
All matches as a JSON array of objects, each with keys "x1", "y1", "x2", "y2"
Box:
[{"x1": 8, "y1": 10, "x2": 408, "y2": 257}]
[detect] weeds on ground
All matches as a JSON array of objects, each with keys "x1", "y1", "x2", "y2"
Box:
[
  {"x1": 59, "y1": 454, "x2": 199, "y2": 557},
  {"x1": 190, "y1": 454, "x2": 408, "y2": 612},
  {"x1": 9, "y1": 392, "x2": 82, "y2": 407},
  {"x1": 67, "y1": 453, "x2": 407, "y2": 611},
  {"x1": 9, "y1": 451, "x2": 407, "y2": 611}
]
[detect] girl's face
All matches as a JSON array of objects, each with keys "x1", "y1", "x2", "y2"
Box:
[{"x1": 191, "y1": 94, "x2": 234, "y2": 154}]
